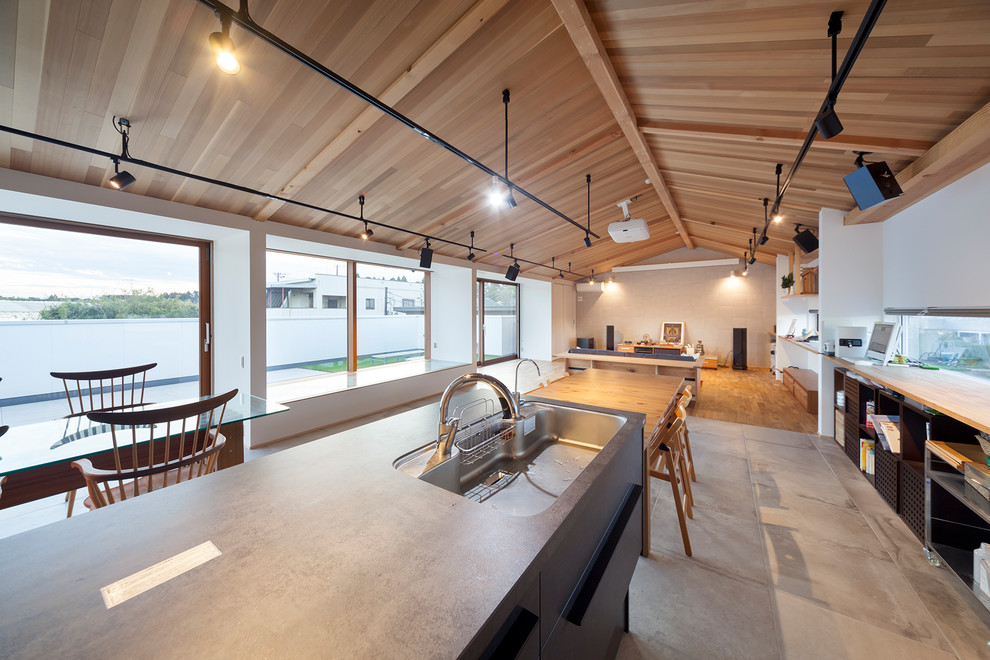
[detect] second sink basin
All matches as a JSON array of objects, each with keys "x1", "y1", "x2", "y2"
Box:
[{"x1": 393, "y1": 401, "x2": 626, "y2": 516}]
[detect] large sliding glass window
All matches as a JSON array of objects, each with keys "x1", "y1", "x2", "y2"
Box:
[
  {"x1": 478, "y1": 279, "x2": 518, "y2": 365},
  {"x1": 355, "y1": 263, "x2": 425, "y2": 369},
  {"x1": 0, "y1": 218, "x2": 208, "y2": 426},
  {"x1": 265, "y1": 251, "x2": 348, "y2": 382}
]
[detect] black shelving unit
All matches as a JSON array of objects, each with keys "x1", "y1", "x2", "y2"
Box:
[{"x1": 830, "y1": 364, "x2": 990, "y2": 606}]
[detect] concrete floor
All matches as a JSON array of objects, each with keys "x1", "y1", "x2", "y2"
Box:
[
  {"x1": 3, "y1": 360, "x2": 990, "y2": 658},
  {"x1": 619, "y1": 417, "x2": 990, "y2": 660}
]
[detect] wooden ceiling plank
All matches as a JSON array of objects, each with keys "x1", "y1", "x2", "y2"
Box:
[
  {"x1": 639, "y1": 120, "x2": 933, "y2": 157},
  {"x1": 691, "y1": 236, "x2": 776, "y2": 266},
  {"x1": 844, "y1": 100, "x2": 990, "y2": 226},
  {"x1": 551, "y1": 0, "x2": 693, "y2": 250},
  {"x1": 252, "y1": 0, "x2": 512, "y2": 222}
]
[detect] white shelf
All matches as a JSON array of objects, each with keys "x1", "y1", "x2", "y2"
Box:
[{"x1": 780, "y1": 293, "x2": 819, "y2": 300}]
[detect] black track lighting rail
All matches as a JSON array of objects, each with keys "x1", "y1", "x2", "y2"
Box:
[
  {"x1": 195, "y1": 0, "x2": 600, "y2": 239},
  {"x1": 507, "y1": 253, "x2": 590, "y2": 280},
  {"x1": 0, "y1": 123, "x2": 483, "y2": 253},
  {"x1": 753, "y1": 0, "x2": 886, "y2": 261}
]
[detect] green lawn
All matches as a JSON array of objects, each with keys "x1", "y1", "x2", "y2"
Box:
[{"x1": 300, "y1": 353, "x2": 423, "y2": 372}]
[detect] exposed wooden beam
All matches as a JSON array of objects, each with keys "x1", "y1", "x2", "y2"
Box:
[
  {"x1": 844, "y1": 101, "x2": 990, "y2": 226},
  {"x1": 640, "y1": 121, "x2": 933, "y2": 158},
  {"x1": 691, "y1": 237, "x2": 776, "y2": 266},
  {"x1": 253, "y1": 0, "x2": 512, "y2": 222},
  {"x1": 667, "y1": 184, "x2": 821, "y2": 214},
  {"x1": 550, "y1": 0, "x2": 693, "y2": 249},
  {"x1": 681, "y1": 217, "x2": 793, "y2": 247}
]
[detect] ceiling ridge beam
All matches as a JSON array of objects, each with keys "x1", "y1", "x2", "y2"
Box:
[
  {"x1": 667, "y1": 183, "x2": 821, "y2": 213},
  {"x1": 550, "y1": 0, "x2": 693, "y2": 249},
  {"x1": 640, "y1": 120, "x2": 932, "y2": 157},
  {"x1": 844, "y1": 100, "x2": 990, "y2": 226},
  {"x1": 691, "y1": 237, "x2": 776, "y2": 266},
  {"x1": 252, "y1": 0, "x2": 513, "y2": 222},
  {"x1": 681, "y1": 217, "x2": 793, "y2": 244}
]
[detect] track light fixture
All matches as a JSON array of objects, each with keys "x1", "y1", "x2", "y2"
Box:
[
  {"x1": 108, "y1": 157, "x2": 136, "y2": 190},
  {"x1": 209, "y1": 8, "x2": 240, "y2": 74},
  {"x1": 419, "y1": 239, "x2": 433, "y2": 269},
  {"x1": 583, "y1": 173, "x2": 592, "y2": 248},
  {"x1": 108, "y1": 117, "x2": 136, "y2": 190},
  {"x1": 486, "y1": 89, "x2": 517, "y2": 211},
  {"x1": 467, "y1": 230, "x2": 476, "y2": 261},
  {"x1": 589, "y1": 269, "x2": 595, "y2": 284},
  {"x1": 357, "y1": 194, "x2": 373, "y2": 240},
  {"x1": 505, "y1": 243, "x2": 520, "y2": 281},
  {"x1": 749, "y1": 229, "x2": 757, "y2": 265}
]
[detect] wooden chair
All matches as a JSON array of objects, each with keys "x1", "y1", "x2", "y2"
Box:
[
  {"x1": 675, "y1": 391, "x2": 697, "y2": 482},
  {"x1": 50, "y1": 363, "x2": 157, "y2": 516},
  {"x1": 71, "y1": 389, "x2": 236, "y2": 510},
  {"x1": 644, "y1": 415, "x2": 692, "y2": 556},
  {"x1": 51, "y1": 363, "x2": 157, "y2": 417}
]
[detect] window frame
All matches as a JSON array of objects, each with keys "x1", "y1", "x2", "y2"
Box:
[{"x1": 1, "y1": 213, "x2": 213, "y2": 396}]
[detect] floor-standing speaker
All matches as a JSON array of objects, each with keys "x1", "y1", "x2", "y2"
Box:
[
  {"x1": 606, "y1": 325, "x2": 615, "y2": 351},
  {"x1": 733, "y1": 328, "x2": 748, "y2": 370}
]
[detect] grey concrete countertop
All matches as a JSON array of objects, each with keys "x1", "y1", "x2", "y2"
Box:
[{"x1": 0, "y1": 394, "x2": 644, "y2": 659}]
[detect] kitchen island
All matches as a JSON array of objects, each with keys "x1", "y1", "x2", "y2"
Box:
[{"x1": 0, "y1": 394, "x2": 645, "y2": 659}]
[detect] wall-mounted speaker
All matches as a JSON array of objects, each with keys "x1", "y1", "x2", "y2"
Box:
[
  {"x1": 793, "y1": 229, "x2": 819, "y2": 254},
  {"x1": 843, "y1": 162, "x2": 903, "y2": 210}
]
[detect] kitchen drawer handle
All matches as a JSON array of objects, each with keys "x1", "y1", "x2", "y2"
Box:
[
  {"x1": 566, "y1": 482, "x2": 642, "y2": 626},
  {"x1": 479, "y1": 605, "x2": 539, "y2": 660}
]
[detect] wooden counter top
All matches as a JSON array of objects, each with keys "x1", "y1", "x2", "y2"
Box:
[
  {"x1": 533, "y1": 370, "x2": 684, "y2": 433},
  {"x1": 827, "y1": 356, "x2": 990, "y2": 436},
  {"x1": 778, "y1": 335, "x2": 822, "y2": 354}
]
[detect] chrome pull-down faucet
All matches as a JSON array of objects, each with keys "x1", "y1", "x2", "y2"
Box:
[
  {"x1": 514, "y1": 359, "x2": 541, "y2": 406},
  {"x1": 429, "y1": 373, "x2": 520, "y2": 469}
]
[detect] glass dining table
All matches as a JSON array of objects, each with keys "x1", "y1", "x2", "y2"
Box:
[{"x1": 0, "y1": 392, "x2": 288, "y2": 509}]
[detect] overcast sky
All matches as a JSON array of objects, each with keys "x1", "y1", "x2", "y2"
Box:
[
  {"x1": 0, "y1": 225, "x2": 425, "y2": 299},
  {"x1": 0, "y1": 224, "x2": 199, "y2": 298}
]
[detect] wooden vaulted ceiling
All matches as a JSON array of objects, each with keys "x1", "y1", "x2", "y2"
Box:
[{"x1": 1, "y1": 0, "x2": 989, "y2": 278}]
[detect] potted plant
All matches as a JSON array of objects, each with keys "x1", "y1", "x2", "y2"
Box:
[{"x1": 781, "y1": 273, "x2": 795, "y2": 294}]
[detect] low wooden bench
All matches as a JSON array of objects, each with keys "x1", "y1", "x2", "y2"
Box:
[{"x1": 783, "y1": 366, "x2": 818, "y2": 414}]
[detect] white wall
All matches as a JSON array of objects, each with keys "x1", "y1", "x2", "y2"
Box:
[
  {"x1": 520, "y1": 278, "x2": 552, "y2": 360},
  {"x1": 575, "y1": 248, "x2": 776, "y2": 367},
  {"x1": 0, "y1": 319, "x2": 198, "y2": 398},
  {"x1": 882, "y1": 163, "x2": 990, "y2": 308},
  {"x1": 429, "y1": 268, "x2": 473, "y2": 363}
]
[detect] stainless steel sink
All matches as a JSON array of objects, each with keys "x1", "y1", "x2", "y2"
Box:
[{"x1": 393, "y1": 402, "x2": 626, "y2": 516}]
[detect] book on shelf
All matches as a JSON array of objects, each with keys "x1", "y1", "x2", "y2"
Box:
[
  {"x1": 860, "y1": 438, "x2": 875, "y2": 474},
  {"x1": 868, "y1": 415, "x2": 901, "y2": 453}
]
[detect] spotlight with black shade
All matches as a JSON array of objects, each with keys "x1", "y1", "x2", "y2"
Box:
[
  {"x1": 815, "y1": 98, "x2": 843, "y2": 140},
  {"x1": 505, "y1": 261, "x2": 520, "y2": 281},
  {"x1": 358, "y1": 194, "x2": 373, "y2": 239},
  {"x1": 419, "y1": 239, "x2": 433, "y2": 269},
  {"x1": 467, "y1": 230, "x2": 476, "y2": 261},
  {"x1": 209, "y1": 10, "x2": 240, "y2": 75},
  {"x1": 583, "y1": 232, "x2": 592, "y2": 248},
  {"x1": 108, "y1": 158, "x2": 136, "y2": 190}
]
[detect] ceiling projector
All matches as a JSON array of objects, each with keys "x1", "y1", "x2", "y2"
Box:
[{"x1": 608, "y1": 199, "x2": 650, "y2": 243}]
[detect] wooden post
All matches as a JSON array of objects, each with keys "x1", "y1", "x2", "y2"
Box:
[{"x1": 347, "y1": 261, "x2": 357, "y2": 372}]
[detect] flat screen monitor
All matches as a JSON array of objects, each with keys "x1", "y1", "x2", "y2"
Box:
[{"x1": 865, "y1": 321, "x2": 900, "y2": 365}]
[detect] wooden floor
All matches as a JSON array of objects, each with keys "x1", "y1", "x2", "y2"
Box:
[{"x1": 688, "y1": 366, "x2": 818, "y2": 434}]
